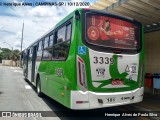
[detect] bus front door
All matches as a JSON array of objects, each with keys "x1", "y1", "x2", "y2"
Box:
[
  {"x1": 31, "y1": 46, "x2": 37, "y2": 84},
  {"x1": 27, "y1": 48, "x2": 32, "y2": 82}
]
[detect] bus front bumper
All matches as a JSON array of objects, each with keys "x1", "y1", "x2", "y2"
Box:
[{"x1": 70, "y1": 87, "x2": 144, "y2": 109}]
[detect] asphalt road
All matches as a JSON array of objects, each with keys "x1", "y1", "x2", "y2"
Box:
[
  {"x1": 0, "y1": 66, "x2": 61, "y2": 120},
  {"x1": 0, "y1": 66, "x2": 158, "y2": 120}
]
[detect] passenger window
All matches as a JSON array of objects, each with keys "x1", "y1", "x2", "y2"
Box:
[
  {"x1": 30, "y1": 48, "x2": 32, "y2": 54},
  {"x1": 42, "y1": 37, "x2": 52, "y2": 60},
  {"x1": 57, "y1": 26, "x2": 66, "y2": 43},
  {"x1": 52, "y1": 41, "x2": 70, "y2": 60},
  {"x1": 37, "y1": 40, "x2": 43, "y2": 61},
  {"x1": 42, "y1": 47, "x2": 52, "y2": 60},
  {"x1": 52, "y1": 23, "x2": 72, "y2": 60},
  {"x1": 49, "y1": 34, "x2": 54, "y2": 47},
  {"x1": 44, "y1": 37, "x2": 49, "y2": 48},
  {"x1": 66, "y1": 24, "x2": 72, "y2": 40},
  {"x1": 29, "y1": 48, "x2": 32, "y2": 61},
  {"x1": 37, "y1": 43, "x2": 39, "y2": 50},
  {"x1": 38, "y1": 41, "x2": 42, "y2": 50}
]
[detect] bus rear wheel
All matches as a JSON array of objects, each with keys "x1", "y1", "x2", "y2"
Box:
[{"x1": 36, "y1": 77, "x2": 43, "y2": 97}]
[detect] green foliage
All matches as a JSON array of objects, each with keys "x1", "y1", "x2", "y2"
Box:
[
  {"x1": 10, "y1": 49, "x2": 20, "y2": 61},
  {"x1": 0, "y1": 53, "x2": 3, "y2": 60},
  {"x1": 0, "y1": 48, "x2": 20, "y2": 61},
  {"x1": 0, "y1": 48, "x2": 11, "y2": 60}
]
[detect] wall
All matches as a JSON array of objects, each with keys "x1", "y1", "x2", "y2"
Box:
[
  {"x1": 145, "y1": 31, "x2": 160, "y2": 73},
  {"x1": 2, "y1": 60, "x2": 17, "y2": 66}
]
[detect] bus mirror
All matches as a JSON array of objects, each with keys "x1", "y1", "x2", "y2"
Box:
[{"x1": 75, "y1": 10, "x2": 80, "y2": 20}]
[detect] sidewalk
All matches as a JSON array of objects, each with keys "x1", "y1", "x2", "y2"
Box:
[{"x1": 136, "y1": 88, "x2": 160, "y2": 111}]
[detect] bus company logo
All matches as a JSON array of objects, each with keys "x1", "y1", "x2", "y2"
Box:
[
  {"x1": 78, "y1": 46, "x2": 86, "y2": 55},
  {"x1": 2, "y1": 112, "x2": 11, "y2": 117},
  {"x1": 96, "y1": 68, "x2": 105, "y2": 77}
]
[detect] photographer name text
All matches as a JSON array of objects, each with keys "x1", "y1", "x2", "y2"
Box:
[{"x1": 0, "y1": 2, "x2": 90, "y2": 7}]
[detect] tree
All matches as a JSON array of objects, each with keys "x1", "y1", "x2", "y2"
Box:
[
  {"x1": 0, "y1": 48, "x2": 11, "y2": 60},
  {"x1": 10, "y1": 49, "x2": 20, "y2": 61},
  {"x1": 0, "y1": 51, "x2": 2, "y2": 63},
  {"x1": 0, "y1": 53, "x2": 3, "y2": 60},
  {"x1": 0, "y1": 48, "x2": 20, "y2": 61}
]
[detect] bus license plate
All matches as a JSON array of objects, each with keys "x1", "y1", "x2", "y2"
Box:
[{"x1": 112, "y1": 80, "x2": 124, "y2": 85}]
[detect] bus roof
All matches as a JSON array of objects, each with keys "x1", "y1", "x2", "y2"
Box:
[
  {"x1": 24, "y1": 8, "x2": 140, "y2": 50},
  {"x1": 54, "y1": 8, "x2": 83, "y2": 29}
]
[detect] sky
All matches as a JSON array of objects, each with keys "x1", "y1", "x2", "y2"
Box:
[{"x1": 0, "y1": 0, "x2": 96, "y2": 50}]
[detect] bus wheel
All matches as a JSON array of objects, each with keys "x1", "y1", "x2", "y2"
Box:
[
  {"x1": 24, "y1": 77, "x2": 27, "y2": 82},
  {"x1": 36, "y1": 77, "x2": 42, "y2": 97},
  {"x1": 24, "y1": 72, "x2": 27, "y2": 81}
]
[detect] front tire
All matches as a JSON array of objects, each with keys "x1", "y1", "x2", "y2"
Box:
[
  {"x1": 24, "y1": 70, "x2": 27, "y2": 81},
  {"x1": 36, "y1": 77, "x2": 43, "y2": 97}
]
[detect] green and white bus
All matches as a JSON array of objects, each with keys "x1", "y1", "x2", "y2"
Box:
[{"x1": 23, "y1": 8, "x2": 145, "y2": 109}]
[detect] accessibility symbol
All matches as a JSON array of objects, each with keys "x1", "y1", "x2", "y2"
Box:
[{"x1": 78, "y1": 46, "x2": 86, "y2": 55}]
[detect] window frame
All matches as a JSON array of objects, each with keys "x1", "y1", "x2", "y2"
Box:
[
  {"x1": 39, "y1": 18, "x2": 72, "y2": 61},
  {"x1": 57, "y1": 26, "x2": 67, "y2": 44},
  {"x1": 49, "y1": 34, "x2": 54, "y2": 47},
  {"x1": 38, "y1": 40, "x2": 42, "y2": 50},
  {"x1": 44, "y1": 36, "x2": 49, "y2": 48},
  {"x1": 66, "y1": 23, "x2": 72, "y2": 41},
  {"x1": 51, "y1": 20, "x2": 72, "y2": 61}
]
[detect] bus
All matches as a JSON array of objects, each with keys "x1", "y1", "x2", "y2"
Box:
[{"x1": 23, "y1": 8, "x2": 145, "y2": 109}]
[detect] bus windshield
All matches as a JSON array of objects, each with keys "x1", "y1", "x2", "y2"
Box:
[{"x1": 85, "y1": 13, "x2": 141, "y2": 50}]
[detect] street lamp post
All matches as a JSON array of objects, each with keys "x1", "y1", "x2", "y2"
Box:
[
  {"x1": 21, "y1": 21, "x2": 24, "y2": 52},
  {"x1": 20, "y1": 21, "x2": 24, "y2": 67}
]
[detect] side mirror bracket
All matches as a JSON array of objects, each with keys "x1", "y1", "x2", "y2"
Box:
[{"x1": 75, "y1": 10, "x2": 80, "y2": 20}]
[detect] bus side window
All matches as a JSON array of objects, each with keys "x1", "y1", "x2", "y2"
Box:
[
  {"x1": 42, "y1": 36, "x2": 53, "y2": 60},
  {"x1": 42, "y1": 39, "x2": 44, "y2": 50},
  {"x1": 38, "y1": 41, "x2": 42, "y2": 50},
  {"x1": 30, "y1": 47, "x2": 33, "y2": 61},
  {"x1": 35, "y1": 43, "x2": 38, "y2": 59},
  {"x1": 66, "y1": 23, "x2": 72, "y2": 40},
  {"x1": 57, "y1": 26, "x2": 66, "y2": 43},
  {"x1": 49, "y1": 34, "x2": 54, "y2": 47},
  {"x1": 54, "y1": 32, "x2": 57, "y2": 44},
  {"x1": 52, "y1": 23, "x2": 72, "y2": 60},
  {"x1": 27, "y1": 49, "x2": 30, "y2": 62},
  {"x1": 36, "y1": 40, "x2": 43, "y2": 61},
  {"x1": 37, "y1": 43, "x2": 39, "y2": 51},
  {"x1": 44, "y1": 37, "x2": 49, "y2": 48}
]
